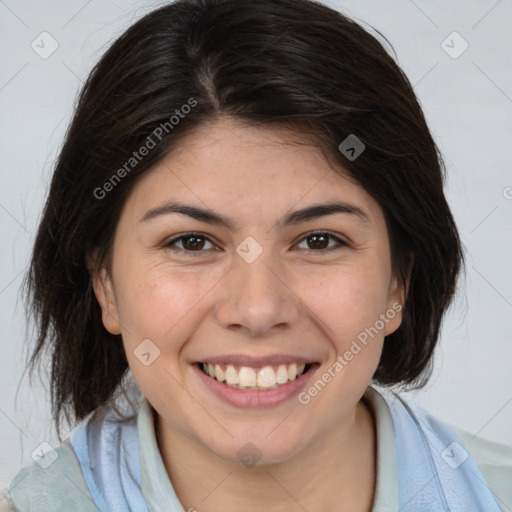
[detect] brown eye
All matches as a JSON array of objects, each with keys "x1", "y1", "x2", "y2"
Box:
[
  {"x1": 307, "y1": 233, "x2": 329, "y2": 249},
  {"x1": 296, "y1": 232, "x2": 347, "y2": 251},
  {"x1": 181, "y1": 235, "x2": 206, "y2": 250},
  {"x1": 163, "y1": 233, "x2": 215, "y2": 253}
]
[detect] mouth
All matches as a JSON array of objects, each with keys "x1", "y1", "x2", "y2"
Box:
[{"x1": 196, "y1": 361, "x2": 317, "y2": 391}]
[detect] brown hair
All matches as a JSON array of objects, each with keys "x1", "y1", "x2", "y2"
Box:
[{"x1": 23, "y1": 0, "x2": 464, "y2": 437}]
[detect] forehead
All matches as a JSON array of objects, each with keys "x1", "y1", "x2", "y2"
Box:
[{"x1": 122, "y1": 117, "x2": 382, "y2": 228}]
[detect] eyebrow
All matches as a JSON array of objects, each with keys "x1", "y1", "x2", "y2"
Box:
[{"x1": 140, "y1": 200, "x2": 371, "y2": 229}]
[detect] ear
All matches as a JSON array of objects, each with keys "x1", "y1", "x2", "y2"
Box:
[
  {"x1": 92, "y1": 267, "x2": 122, "y2": 335},
  {"x1": 383, "y1": 274, "x2": 406, "y2": 336}
]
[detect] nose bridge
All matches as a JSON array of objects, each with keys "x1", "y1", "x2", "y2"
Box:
[
  {"x1": 238, "y1": 249, "x2": 280, "y2": 301},
  {"x1": 214, "y1": 238, "x2": 301, "y2": 335},
  {"x1": 234, "y1": 234, "x2": 278, "y2": 291}
]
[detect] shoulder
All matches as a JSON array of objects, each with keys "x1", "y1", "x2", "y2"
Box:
[
  {"x1": 4, "y1": 438, "x2": 98, "y2": 512},
  {"x1": 449, "y1": 424, "x2": 512, "y2": 511},
  {"x1": 369, "y1": 386, "x2": 512, "y2": 510}
]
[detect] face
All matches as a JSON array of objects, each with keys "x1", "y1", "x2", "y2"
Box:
[{"x1": 94, "y1": 116, "x2": 404, "y2": 466}]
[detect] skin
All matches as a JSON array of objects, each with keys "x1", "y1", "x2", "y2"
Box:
[{"x1": 93, "y1": 116, "x2": 405, "y2": 511}]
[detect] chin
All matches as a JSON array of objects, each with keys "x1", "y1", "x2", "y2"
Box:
[{"x1": 202, "y1": 429, "x2": 308, "y2": 468}]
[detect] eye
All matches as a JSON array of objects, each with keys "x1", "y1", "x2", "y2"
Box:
[
  {"x1": 162, "y1": 231, "x2": 348, "y2": 255},
  {"x1": 162, "y1": 232, "x2": 217, "y2": 253},
  {"x1": 295, "y1": 231, "x2": 347, "y2": 252}
]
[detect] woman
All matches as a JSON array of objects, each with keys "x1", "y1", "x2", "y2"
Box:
[{"x1": 3, "y1": 0, "x2": 511, "y2": 510}]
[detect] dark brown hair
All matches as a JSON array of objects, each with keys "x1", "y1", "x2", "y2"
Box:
[{"x1": 24, "y1": 0, "x2": 464, "y2": 437}]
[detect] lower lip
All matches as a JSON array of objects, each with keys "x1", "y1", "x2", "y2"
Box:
[{"x1": 193, "y1": 363, "x2": 319, "y2": 408}]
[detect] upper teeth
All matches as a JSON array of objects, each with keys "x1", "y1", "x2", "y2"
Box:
[{"x1": 202, "y1": 363, "x2": 307, "y2": 390}]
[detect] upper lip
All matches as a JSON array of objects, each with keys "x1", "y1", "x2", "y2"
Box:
[{"x1": 196, "y1": 354, "x2": 317, "y2": 368}]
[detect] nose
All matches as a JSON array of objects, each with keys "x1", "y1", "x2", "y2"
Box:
[{"x1": 213, "y1": 249, "x2": 302, "y2": 337}]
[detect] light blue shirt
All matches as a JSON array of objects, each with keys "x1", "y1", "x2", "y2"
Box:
[{"x1": 4, "y1": 385, "x2": 512, "y2": 511}]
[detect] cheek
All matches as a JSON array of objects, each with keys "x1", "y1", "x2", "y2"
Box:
[
  {"x1": 115, "y1": 264, "x2": 193, "y2": 332},
  {"x1": 295, "y1": 267, "x2": 390, "y2": 413},
  {"x1": 113, "y1": 263, "x2": 219, "y2": 365},
  {"x1": 113, "y1": 268, "x2": 204, "y2": 398},
  {"x1": 306, "y1": 264, "x2": 392, "y2": 343}
]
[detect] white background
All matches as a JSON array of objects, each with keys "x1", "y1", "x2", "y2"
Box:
[{"x1": 1, "y1": 0, "x2": 511, "y2": 489}]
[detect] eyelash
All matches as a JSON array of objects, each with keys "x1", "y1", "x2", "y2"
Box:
[{"x1": 162, "y1": 231, "x2": 348, "y2": 255}]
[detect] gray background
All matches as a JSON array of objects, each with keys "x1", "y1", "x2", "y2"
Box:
[{"x1": 1, "y1": 0, "x2": 511, "y2": 489}]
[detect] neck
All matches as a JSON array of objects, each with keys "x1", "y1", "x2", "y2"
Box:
[{"x1": 155, "y1": 398, "x2": 377, "y2": 512}]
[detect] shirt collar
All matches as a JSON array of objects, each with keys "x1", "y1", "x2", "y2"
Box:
[
  {"x1": 138, "y1": 398, "x2": 185, "y2": 511},
  {"x1": 362, "y1": 385, "x2": 399, "y2": 511}
]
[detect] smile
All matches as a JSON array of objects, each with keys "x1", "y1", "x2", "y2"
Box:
[
  {"x1": 193, "y1": 355, "x2": 320, "y2": 407},
  {"x1": 200, "y1": 362, "x2": 310, "y2": 390}
]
